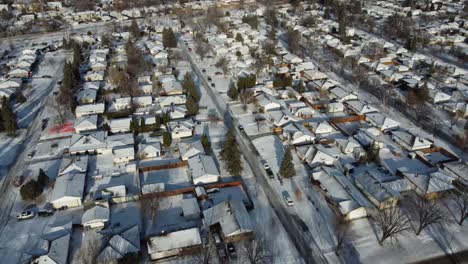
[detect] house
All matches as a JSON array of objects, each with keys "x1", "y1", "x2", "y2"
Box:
[
  {"x1": 8, "y1": 68, "x2": 29, "y2": 78},
  {"x1": 84, "y1": 70, "x2": 105, "y2": 81},
  {"x1": 329, "y1": 87, "x2": 358, "y2": 102},
  {"x1": 157, "y1": 95, "x2": 187, "y2": 107},
  {"x1": 355, "y1": 171, "x2": 400, "y2": 209},
  {"x1": 138, "y1": 141, "x2": 162, "y2": 160},
  {"x1": 108, "y1": 133, "x2": 135, "y2": 164},
  {"x1": 50, "y1": 173, "x2": 86, "y2": 209},
  {"x1": 69, "y1": 131, "x2": 107, "y2": 155},
  {"x1": 304, "y1": 145, "x2": 340, "y2": 167},
  {"x1": 310, "y1": 121, "x2": 334, "y2": 135},
  {"x1": 74, "y1": 115, "x2": 98, "y2": 133},
  {"x1": 391, "y1": 130, "x2": 432, "y2": 151},
  {"x1": 182, "y1": 197, "x2": 201, "y2": 220},
  {"x1": 282, "y1": 123, "x2": 315, "y2": 145},
  {"x1": 75, "y1": 103, "x2": 105, "y2": 117},
  {"x1": 98, "y1": 226, "x2": 140, "y2": 262},
  {"x1": 188, "y1": 154, "x2": 220, "y2": 185},
  {"x1": 311, "y1": 167, "x2": 372, "y2": 220},
  {"x1": 162, "y1": 105, "x2": 187, "y2": 120},
  {"x1": 0, "y1": 79, "x2": 21, "y2": 89},
  {"x1": 33, "y1": 234, "x2": 71, "y2": 264},
  {"x1": 109, "y1": 97, "x2": 132, "y2": 112},
  {"x1": 335, "y1": 138, "x2": 363, "y2": 155},
  {"x1": 58, "y1": 156, "x2": 88, "y2": 176},
  {"x1": 401, "y1": 171, "x2": 455, "y2": 199},
  {"x1": 77, "y1": 89, "x2": 97, "y2": 104},
  {"x1": 365, "y1": 113, "x2": 399, "y2": 132},
  {"x1": 267, "y1": 110, "x2": 298, "y2": 128},
  {"x1": 133, "y1": 95, "x2": 153, "y2": 107},
  {"x1": 203, "y1": 200, "x2": 254, "y2": 242},
  {"x1": 255, "y1": 93, "x2": 281, "y2": 112},
  {"x1": 83, "y1": 82, "x2": 101, "y2": 90},
  {"x1": 346, "y1": 100, "x2": 379, "y2": 115},
  {"x1": 178, "y1": 141, "x2": 204, "y2": 161},
  {"x1": 169, "y1": 120, "x2": 194, "y2": 139},
  {"x1": 109, "y1": 117, "x2": 132, "y2": 133},
  {"x1": 81, "y1": 203, "x2": 110, "y2": 229},
  {"x1": 442, "y1": 161, "x2": 468, "y2": 186},
  {"x1": 147, "y1": 228, "x2": 202, "y2": 261}
]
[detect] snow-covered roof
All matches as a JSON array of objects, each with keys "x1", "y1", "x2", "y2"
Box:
[
  {"x1": 188, "y1": 154, "x2": 219, "y2": 181},
  {"x1": 82, "y1": 204, "x2": 110, "y2": 225},
  {"x1": 203, "y1": 200, "x2": 253, "y2": 237},
  {"x1": 147, "y1": 228, "x2": 202, "y2": 254},
  {"x1": 51, "y1": 173, "x2": 86, "y2": 202}
]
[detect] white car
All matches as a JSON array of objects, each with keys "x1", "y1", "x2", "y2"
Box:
[
  {"x1": 282, "y1": 191, "x2": 294, "y2": 207},
  {"x1": 17, "y1": 211, "x2": 35, "y2": 221}
]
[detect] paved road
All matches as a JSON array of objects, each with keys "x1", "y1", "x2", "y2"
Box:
[
  {"x1": 178, "y1": 35, "x2": 328, "y2": 264},
  {"x1": 0, "y1": 53, "x2": 66, "y2": 235}
]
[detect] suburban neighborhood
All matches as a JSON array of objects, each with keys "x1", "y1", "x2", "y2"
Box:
[{"x1": 0, "y1": 0, "x2": 467, "y2": 264}]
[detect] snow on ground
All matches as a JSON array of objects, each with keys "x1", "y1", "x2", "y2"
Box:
[
  {"x1": 251, "y1": 135, "x2": 338, "y2": 254},
  {"x1": 0, "y1": 130, "x2": 26, "y2": 168},
  {"x1": 240, "y1": 154, "x2": 304, "y2": 264}
]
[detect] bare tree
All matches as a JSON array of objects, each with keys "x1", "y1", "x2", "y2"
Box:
[
  {"x1": 448, "y1": 189, "x2": 468, "y2": 225},
  {"x1": 140, "y1": 194, "x2": 160, "y2": 224},
  {"x1": 77, "y1": 231, "x2": 102, "y2": 264},
  {"x1": 50, "y1": 97, "x2": 70, "y2": 125},
  {"x1": 191, "y1": 244, "x2": 214, "y2": 264},
  {"x1": 374, "y1": 206, "x2": 409, "y2": 245},
  {"x1": 241, "y1": 236, "x2": 273, "y2": 264},
  {"x1": 405, "y1": 194, "x2": 446, "y2": 235},
  {"x1": 333, "y1": 217, "x2": 350, "y2": 255}
]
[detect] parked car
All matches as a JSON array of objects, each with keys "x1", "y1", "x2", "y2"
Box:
[
  {"x1": 282, "y1": 191, "x2": 294, "y2": 206},
  {"x1": 266, "y1": 168, "x2": 274, "y2": 178},
  {"x1": 212, "y1": 232, "x2": 222, "y2": 245},
  {"x1": 27, "y1": 150, "x2": 36, "y2": 158},
  {"x1": 262, "y1": 160, "x2": 270, "y2": 170},
  {"x1": 238, "y1": 125, "x2": 244, "y2": 132},
  {"x1": 206, "y1": 188, "x2": 220, "y2": 194},
  {"x1": 17, "y1": 211, "x2": 35, "y2": 220},
  {"x1": 14, "y1": 175, "x2": 25, "y2": 187},
  {"x1": 37, "y1": 209, "x2": 54, "y2": 217},
  {"x1": 217, "y1": 247, "x2": 228, "y2": 262},
  {"x1": 227, "y1": 243, "x2": 237, "y2": 259}
]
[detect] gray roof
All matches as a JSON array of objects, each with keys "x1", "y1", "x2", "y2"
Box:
[
  {"x1": 69, "y1": 131, "x2": 107, "y2": 153},
  {"x1": 203, "y1": 200, "x2": 253, "y2": 237},
  {"x1": 82, "y1": 204, "x2": 110, "y2": 225},
  {"x1": 355, "y1": 171, "x2": 400, "y2": 204},
  {"x1": 59, "y1": 156, "x2": 88, "y2": 176},
  {"x1": 47, "y1": 234, "x2": 71, "y2": 264},
  {"x1": 188, "y1": 154, "x2": 220, "y2": 180},
  {"x1": 51, "y1": 173, "x2": 86, "y2": 202}
]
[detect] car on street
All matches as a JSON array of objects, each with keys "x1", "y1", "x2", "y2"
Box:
[
  {"x1": 17, "y1": 211, "x2": 35, "y2": 221},
  {"x1": 227, "y1": 243, "x2": 237, "y2": 259},
  {"x1": 238, "y1": 125, "x2": 244, "y2": 132},
  {"x1": 212, "y1": 232, "x2": 222, "y2": 245},
  {"x1": 27, "y1": 150, "x2": 36, "y2": 158},
  {"x1": 14, "y1": 175, "x2": 25, "y2": 187},
  {"x1": 37, "y1": 209, "x2": 55, "y2": 217},
  {"x1": 282, "y1": 191, "x2": 294, "y2": 207}
]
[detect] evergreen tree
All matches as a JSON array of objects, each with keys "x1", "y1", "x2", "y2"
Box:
[
  {"x1": 163, "y1": 111, "x2": 171, "y2": 125},
  {"x1": 279, "y1": 147, "x2": 295, "y2": 178},
  {"x1": 220, "y1": 128, "x2": 243, "y2": 175},
  {"x1": 20, "y1": 180, "x2": 42, "y2": 201},
  {"x1": 201, "y1": 133, "x2": 211, "y2": 153},
  {"x1": 186, "y1": 95, "x2": 199, "y2": 116},
  {"x1": 182, "y1": 73, "x2": 199, "y2": 101},
  {"x1": 1, "y1": 96, "x2": 17, "y2": 136},
  {"x1": 235, "y1": 33, "x2": 244, "y2": 43},
  {"x1": 155, "y1": 114, "x2": 161, "y2": 130},
  {"x1": 140, "y1": 116, "x2": 146, "y2": 131},
  {"x1": 130, "y1": 116, "x2": 139, "y2": 134},
  {"x1": 163, "y1": 131, "x2": 172, "y2": 147},
  {"x1": 129, "y1": 19, "x2": 140, "y2": 38},
  {"x1": 227, "y1": 82, "x2": 238, "y2": 100},
  {"x1": 162, "y1": 28, "x2": 177, "y2": 48}
]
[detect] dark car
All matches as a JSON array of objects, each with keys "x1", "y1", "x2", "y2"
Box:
[
  {"x1": 217, "y1": 247, "x2": 228, "y2": 262},
  {"x1": 37, "y1": 209, "x2": 54, "y2": 217},
  {"x1": 227, "y1": 243, "x2": 237, "y2": 259},
  {"x1": 238, "y1": 125, "x2": 244, "y2": 132}
]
